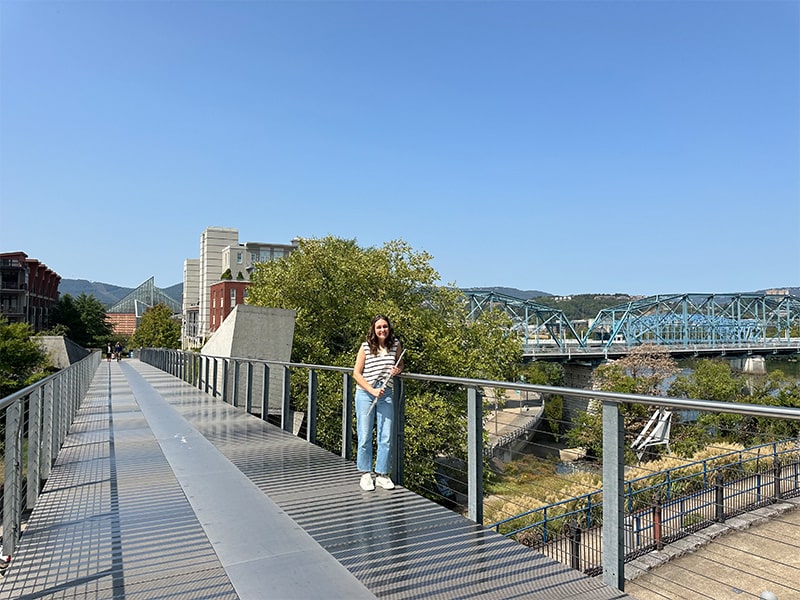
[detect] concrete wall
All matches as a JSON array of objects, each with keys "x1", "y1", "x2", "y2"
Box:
[
  {"x1": 38, "y1": 336, "x2": 91, "y2": 369},
  {"x1": 730, "y1": 355, "x2": 767, "y2": 374},
  {"x1": 201, "y1": 305, "x2": 295, "y2": 416}
]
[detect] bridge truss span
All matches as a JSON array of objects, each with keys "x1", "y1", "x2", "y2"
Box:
[
  {"x1": 465, "y1": 290, "x2": 584, "y2": 350},
  {"x1": 464, "y1": 290, "x2": 800, "y2": 356},
  {"x1": 584, "y1": 293, "x2": 800, "y2": 350}
]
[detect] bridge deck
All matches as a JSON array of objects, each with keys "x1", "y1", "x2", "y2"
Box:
[{"x1": 0, "y1": 359, "x2": 632, "y2": 599}]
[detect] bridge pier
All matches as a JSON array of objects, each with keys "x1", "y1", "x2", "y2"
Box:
[
  {"x1": 562, "y1": 362, "x2": 597, "y2": 421},
  {"x1": 730, "y1": 355, "x2": 767, "y2": 375}
]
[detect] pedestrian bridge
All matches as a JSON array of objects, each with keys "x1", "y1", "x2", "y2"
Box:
[{"x1": 0, "y1": 357, "x2": 631, "y2": 599}]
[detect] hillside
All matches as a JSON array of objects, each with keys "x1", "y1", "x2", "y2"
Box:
[
  {"x1": 59, "y1": 279, "x2": 183, "y2": 308},
  {"x1": 59, "y1": 280, "x2": 799, "y2": 313},
  {"x1": 462, "y1": 287, "x2": 551, "y2": 300}
]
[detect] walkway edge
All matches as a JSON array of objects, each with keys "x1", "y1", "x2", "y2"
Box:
[{"x1": 123, "y1": 362, "x2": 377, "y2": 600}]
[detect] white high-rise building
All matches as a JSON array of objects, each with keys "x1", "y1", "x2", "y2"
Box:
[
  {"x1": 181, "y1": 258, "x2": 200, "y2": 349},
  {"x1": 182, "y1": 227, "x2": 298, "y2": 348},
  {"x1": 198, "y1": 227, "x2": 239, "y2": 344}
]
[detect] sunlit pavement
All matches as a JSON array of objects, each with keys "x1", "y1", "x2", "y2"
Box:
[{"x1": 625, "y1": 498, "x2": 800, "y2": 600}]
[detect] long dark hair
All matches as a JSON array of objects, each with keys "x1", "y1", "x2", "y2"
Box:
[{"x1": 366, "y1": 314, "x2": 396, "y2": 355}]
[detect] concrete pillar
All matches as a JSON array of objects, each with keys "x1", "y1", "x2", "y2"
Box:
[{"x1": 562, "y1": 362, "x2": 597, "y2": 422}]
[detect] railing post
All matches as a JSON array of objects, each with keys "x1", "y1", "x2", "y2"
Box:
[
  {"x1": 467, "y1": 386, "x2": 483, "y2": 525},
  {"x1": 27, "y1": 386, "x2": 43, "y2": 508},
  {"x1": 232, "y1": 360, "x2": 240, "y2": 407},
  {"x1": 245, "y1": 362, "x2": 254, "y2": 414},
  {"x1": 774, "y1": 457, "x2": 782, "y2": 501},
  {"x1": 41, "y1": 380, "x2": 54, "y2": 479},
  {"x1": 307, "y1": 370, "x2": 317, "y2": 443},
  {"x1": 342, "y1": 373, "x2": 354, "y2": 460},
  {"x1": 222, "y1": 359, "x2": 230, "y2": 404},
  {"x1": 212, "y1": 358, "x2": 218, "y2": 398},
  {"x1": 281, "y1": 366, "x2": 292, "y2": 433},
  {"x1": 715, "y1": 471, "x2": 725, "y2": 522},
  {"x1": 261, "y1": 364, "x2": 270, "y2": 421},
  {"x1": 653, "y1": 492, "x2": 663, "y2": 551},
  {"x1": 392, "y1": 378, "x2": 405, "y2": 486},
  {"x1": 602, "y1": 400, "x2": 625, "y2": 590},
  {"x1": 568, "y1": 520, "x2": 582, "y2": 571},
  {"x1": 4, "y1": 397, "x2": 23, "y2": 555}
]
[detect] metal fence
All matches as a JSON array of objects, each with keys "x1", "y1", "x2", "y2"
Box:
[
  {"x1": 489, "y1": 440, "x2": 800, "y2": 575},
  {"x1": 1, "y1": 350, "x2": 102, "y2": 557},
  {"x1": 5, "y1": 347, "x2": 798, "y2": 593},
  {"x1": 138, "y1": 348, "x2": 800, "y2": 591}
]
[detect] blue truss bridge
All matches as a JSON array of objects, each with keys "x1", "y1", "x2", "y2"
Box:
[{"x1": 465, "y1": 291, "x2": 800, "y2": 360}]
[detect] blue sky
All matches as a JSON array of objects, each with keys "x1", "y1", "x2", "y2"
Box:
[{"x1": 1, "y1": 1, "x2": 798, "y2": 296}]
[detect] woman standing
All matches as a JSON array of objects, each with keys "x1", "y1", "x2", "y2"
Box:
[{"x1": 353, "y1": 315, "x2": 404, "y2": 491}]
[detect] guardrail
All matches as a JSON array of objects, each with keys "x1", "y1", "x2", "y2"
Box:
[
  {"x1": 1, "y1": 350, "x2": 102, "y2": 556},
  {"x1": 138, "y1": 348, "x2": 800, "y2": 591},
  {"x1": 489, "y1": 439, "x2": 800, "y2": 574},
  {"x1": 6, "y1": 348, "x2": 794, "y2": 592}
]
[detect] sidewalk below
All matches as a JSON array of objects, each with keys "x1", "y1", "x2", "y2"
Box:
[{"x1": 626, "y1": 498, "x2": 800, "y2": 599}]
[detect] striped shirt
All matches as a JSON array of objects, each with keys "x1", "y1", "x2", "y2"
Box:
[{"x1": 359, "y1": 340, "x2": 401, "y2": 390}]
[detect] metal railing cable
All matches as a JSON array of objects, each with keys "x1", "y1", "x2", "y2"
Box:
[
  {"x1": 136, "y1": 347, "x2": 800, "y2": 593},
  {"x1": 1, "y1": 350, "x2": 102, "y2": 557}
]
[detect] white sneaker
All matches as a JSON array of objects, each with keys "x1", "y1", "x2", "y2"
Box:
[
  {"x1": 360, "y1": 473, "x2": 375, "y2": 491},
  {"x1": 375, "y1": 475, "x2": 395, "y2": 490}
]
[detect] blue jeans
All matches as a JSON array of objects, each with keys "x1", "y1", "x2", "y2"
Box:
[{"x1": 356, "y1": 386, "x2": 393, "y2": 475}]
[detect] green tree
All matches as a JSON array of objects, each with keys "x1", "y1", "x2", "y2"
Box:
[
  {"x1": 0, "y1": 318, "x2": 50, "y2": 397},
  {"x1": 565, "y1": 344, "x2": 679, "y2": 459},
  {"x1": 246, "y1": 236, "x2": 522, "y2": 491},
  {"x1": 75, "y1": 294, "x2": 114, "y2": 347},
  {"x1": 130, "y1": 304, "x2": 181, "y2": 349},
  {"x1": 670, "y1": 362, "x2": 800, "y2": 450},
  {"x1": 521, "y1": 362, "x2": 565, "y2": 437},
  {"x1": 50, "y1": 293, "x2": 113, "y2": 348}
]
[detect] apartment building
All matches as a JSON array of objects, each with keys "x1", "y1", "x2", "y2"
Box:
[
  {"x1": 0, "y1": 251, "x2": 61, "y2": 331},
  {"x1": 182, "y1": 227, "x2": 298, "y2": 349}
]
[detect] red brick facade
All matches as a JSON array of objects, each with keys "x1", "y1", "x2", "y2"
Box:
[
  {"x1": 209, "y1": 281, "x2": 250, "y2": 332},
  {"x1": 0, "y1": 251, "x2": 61, "y2": 331},
  {"x1": 107, "y1": 313, "x2": 138, "y2": 336}
]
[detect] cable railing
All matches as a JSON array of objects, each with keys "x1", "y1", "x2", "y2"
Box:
[
  {"x1": 138, "y1": 348, "x2": 800, "y2": 594},
  {"x1": 5, "y1": 347, "x2": 797, "y2": 596},
  {"x1": 488, "y1": 440, "x2": 800, "y2": 572},
  {"x1": 0, "y1": 350, "x2": 102, "y2": 559}
]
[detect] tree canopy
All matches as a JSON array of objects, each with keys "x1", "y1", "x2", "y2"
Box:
[
  {"x1": 565, "y1": 344, "x2": 679, "y2": 460},
  {"x1": 246, "y1": 236, "x2": 522, "y2": 492},
  {"x1": 0, "y1": 318, "x2": 50, "y2": 397},
  {"x1": 130, "y1": 304, "x2": 181, "y2": 349},
  {"x1": 670, "y1": 359, "x2": 800, "y2": 453},
  {"x1": 49, "y1": 293, "x2": 114, "y2": 348}
]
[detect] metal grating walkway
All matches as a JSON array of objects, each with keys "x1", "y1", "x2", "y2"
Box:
[{"x1": 1, "y1": 359, "x2": 633, "y2": 599}]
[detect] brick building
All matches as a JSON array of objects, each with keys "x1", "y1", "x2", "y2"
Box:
[
  {"x1": 0, "y1": 251, "x2": 61, "y2": 331},
  {"x1": 209, "y1": 280, "x2": 250, "y2": 333}
]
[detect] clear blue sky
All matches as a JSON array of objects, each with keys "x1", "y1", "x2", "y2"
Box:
[{"x1": 2, "y1": 0, "x2": 798, "y2": 296}]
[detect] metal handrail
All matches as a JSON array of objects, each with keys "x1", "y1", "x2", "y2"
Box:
[
  {"x1": 1, "y1": 350, "x2": 102, "y2": 556},
  {"x1": 138, "y1": 347, "x2": 800, "y2": 590}
]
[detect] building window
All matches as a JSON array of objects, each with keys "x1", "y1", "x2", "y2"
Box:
[
  {"x1": 230, "y1": 288, "x2": 236, "y2": 308},
  {"x1": 237, "y1": 252, "x2": 243, "y2": 264}
]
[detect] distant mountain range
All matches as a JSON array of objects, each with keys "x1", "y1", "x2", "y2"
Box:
[
  {"x1": 59, "y1": 279, "x2": 799, "y2": 310},
  {"x1": 59, "y1": 279, "x2": 183, "y2": 308}
]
